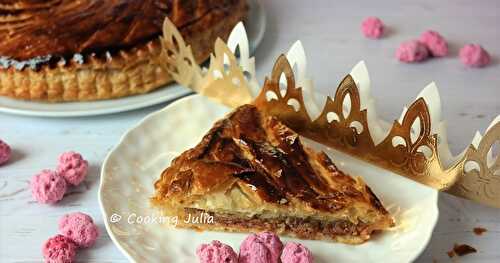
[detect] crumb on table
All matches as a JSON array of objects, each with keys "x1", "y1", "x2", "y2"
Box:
[
  {"x1": 447, "y1": 244, "x2": 477, "y2": 258},
  {"x1": 473, "y1": 227, "x2": 487, "y2": 236}
]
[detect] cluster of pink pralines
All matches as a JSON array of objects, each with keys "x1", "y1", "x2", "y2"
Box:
[
  {"x1": 196, "y1": 231, "x2": 314, "y2": 263},
  {"x1": 361, "y1": 17, "x2": 491, "y2": 67},
  {"x1": 30, "y1": 151, "x2": 89, "y2": 204},
  {"x1": 42, "y1": 212, "x2": 100, "y2": 263}
]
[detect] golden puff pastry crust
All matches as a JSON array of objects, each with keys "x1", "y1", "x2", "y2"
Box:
[
  {"x1": 0, "y1": 0, "x2": 248, "y2": 102},
  {"x1": 152, "y1": 105, "x2": 394, "y2": 244}
]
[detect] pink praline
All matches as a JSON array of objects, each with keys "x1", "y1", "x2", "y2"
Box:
[
  {"x1": 0, "y1": 139, "x2": 11, "y2": 165},
  {"x1": 361, "y1": 17, "x2": 385, "y2": 39},
  {"x1": 459, "y1": 44, "x2": 491, "y2": 67},
  {"x1": 56, "y1": 151, "x2": 88, "y2": 186},
  {"x1": 396, "y1": 40, "x2": 429, "y2": 63},
  {"x1": 31, "y1": 170, "x2": 67, "y2": 204},
  {"x1": 196, "y1": 240, "x2": 238, "y2": 263},
  {"x1": 58, "y1": 212, "x2": 99, "y2": 248},
  {"x1": 239, "y1": 231, "x2": 283, "y2": 263},
  {"x1": 419, "y1": 30, "x2": 448, "y2": 57},
  {"x1": 281, "y1": 242, "x2": 314, "y2": 263},
  {"x1": 42, "y1": 234, "x2": 77, "y2": 263}
]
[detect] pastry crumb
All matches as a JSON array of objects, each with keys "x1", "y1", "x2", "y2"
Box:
[
  {"x1": 473, "y1": 227, "x2": 487, "y2": 235},
  {"x1": 447, "y1": 243, "x2": 477, "y2": 257}
]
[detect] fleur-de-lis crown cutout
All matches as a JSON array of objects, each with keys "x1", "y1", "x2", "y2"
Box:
[{"x1": 158, "y1": 18, "x2": 500, "y2": 208}]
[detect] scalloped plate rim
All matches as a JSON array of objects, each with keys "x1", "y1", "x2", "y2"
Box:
[{"x1": 99, "y1": 94, "x2": 439, "y2": 263}]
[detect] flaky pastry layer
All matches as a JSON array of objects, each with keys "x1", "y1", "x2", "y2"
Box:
[
  {"x1": 0, "y1": 0, "x2": 247, "y2": 102},
  {"x1": 152, "y1": 105, "x2": 394, "y2": 243}
]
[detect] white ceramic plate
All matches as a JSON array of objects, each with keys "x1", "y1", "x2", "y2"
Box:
[
  {"x1": 0, "y1": 0, "x2": 266, "y2": 118},
  {"x1": 99, "y1": 94, "x2": 439, "y2": 263}
]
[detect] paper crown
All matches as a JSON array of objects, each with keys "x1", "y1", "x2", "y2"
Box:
[{"x1": 157, "y1": 18, "x2": 500, "y2": 208}]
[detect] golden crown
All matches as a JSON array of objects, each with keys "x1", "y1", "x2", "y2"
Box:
[{"x1": 157, "y1": 18, "x2": 500, "y2": 208}]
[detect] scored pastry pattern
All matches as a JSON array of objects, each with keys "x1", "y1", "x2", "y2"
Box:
[{"x1": 0, "y1": 0, "x2": 248, "y2": 101}]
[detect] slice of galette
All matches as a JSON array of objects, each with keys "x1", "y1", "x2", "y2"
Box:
[{"x1": 152, "y1": 104, "x2": 394, "y2": 244}]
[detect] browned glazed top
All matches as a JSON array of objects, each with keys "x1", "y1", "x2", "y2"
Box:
[
  {"x1": 154, "y1": 105, "x2": 389, "y2": 214},
  {"x1": 0, "y1": 0, "x2": 242, "y2": 60}
]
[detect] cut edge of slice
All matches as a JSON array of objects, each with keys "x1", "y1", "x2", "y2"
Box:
[{"x1": 151, "y1": 104, "x2": 394, "y2": 244}]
